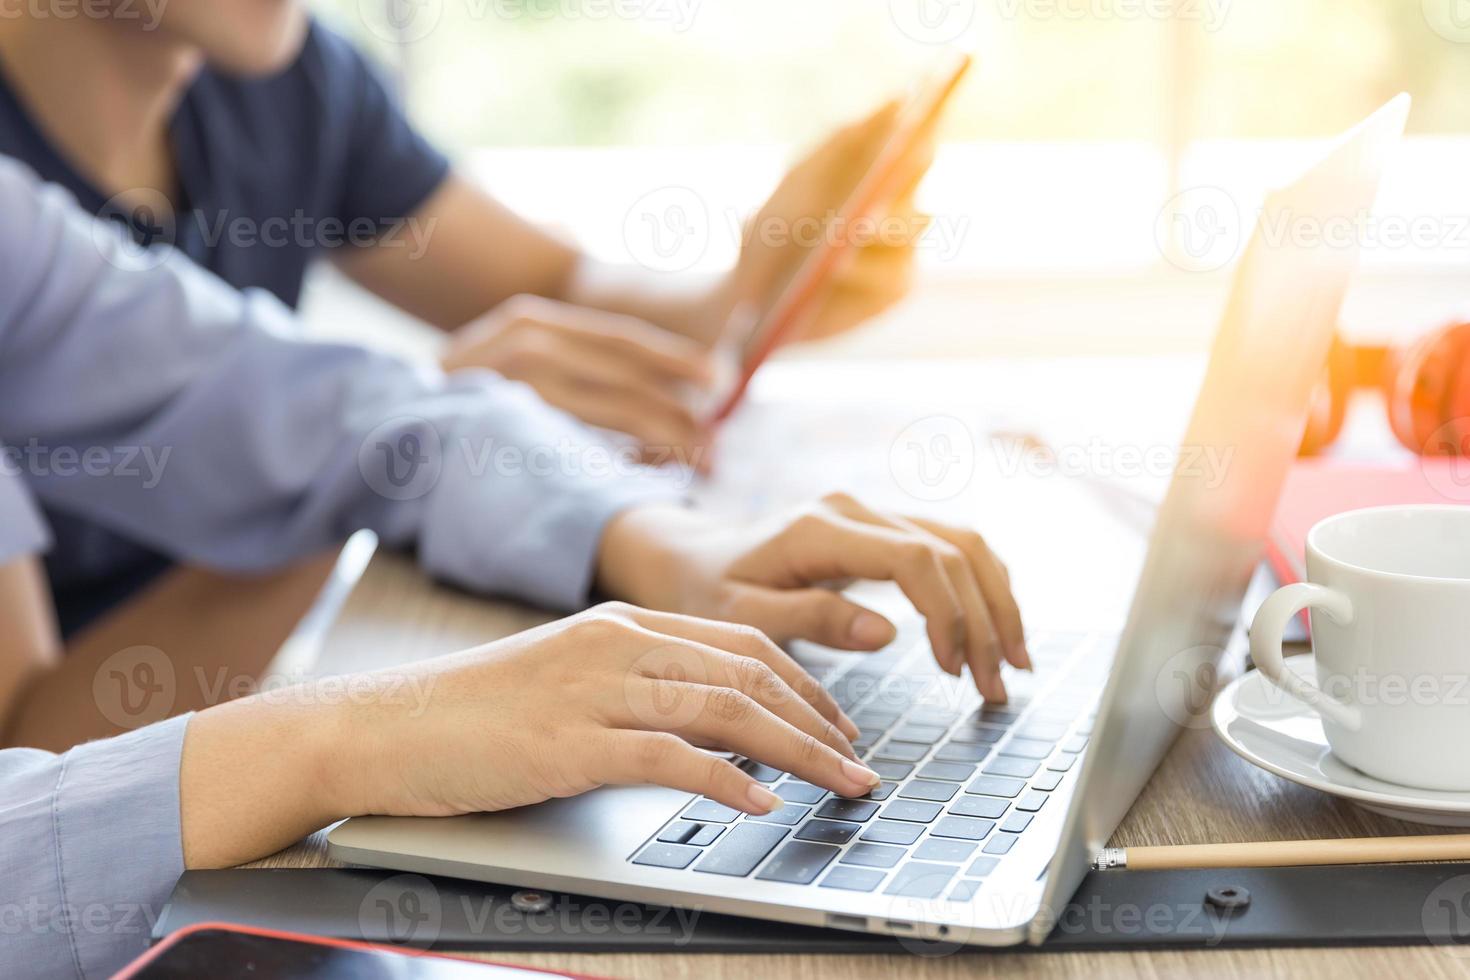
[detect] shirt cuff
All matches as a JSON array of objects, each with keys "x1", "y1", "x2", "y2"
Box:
[
  {"x1": 0, "y1": 463, "x2": 50, "y2": 564},
  {"x1": 418, "y1": 377, "x2": 690, "y2": 610},
  {"x1": 56, "y1": 714, "x2": 189, "y2": 979}
]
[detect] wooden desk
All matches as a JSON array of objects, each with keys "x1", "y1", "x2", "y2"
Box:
[{"x1": 249, "y1": 552, "x2": 1465, "y2": 979}]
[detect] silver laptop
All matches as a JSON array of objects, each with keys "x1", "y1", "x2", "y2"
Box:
[{"x1": 329, "y1": 96, "x2": 1409, "y2": 947}]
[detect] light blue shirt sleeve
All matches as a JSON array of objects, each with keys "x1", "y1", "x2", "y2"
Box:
[
  {"x1": 0, "y1": 458, "x2": 50, "y2": 565},
  {"x1": 0, "y1": 156, "x2": 685, "y2": 609},
  {"x1": 0, "y1": 715, "x2": 190, "y2": 980}
]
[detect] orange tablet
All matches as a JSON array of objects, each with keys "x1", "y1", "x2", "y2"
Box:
[{"x1": 708, "y1": 51, "x2": 973, "y2": 423}]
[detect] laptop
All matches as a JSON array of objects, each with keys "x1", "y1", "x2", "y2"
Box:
[{"x1": 329, "y1": 95, "x2": 1409, "y2": 947}]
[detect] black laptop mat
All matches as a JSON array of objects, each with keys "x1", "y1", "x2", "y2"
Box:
[{"x1": 153, "y1": 865, "x2": 1470, "y2": 954}]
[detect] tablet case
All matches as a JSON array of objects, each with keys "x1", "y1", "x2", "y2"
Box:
[{"x1": 153, "y1": 865, "x2": 1470, "y2": 953}]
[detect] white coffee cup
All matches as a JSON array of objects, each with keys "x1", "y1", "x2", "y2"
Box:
[{"x1": 1249, "y1": 505, "x2": 1470, "y2": 791}]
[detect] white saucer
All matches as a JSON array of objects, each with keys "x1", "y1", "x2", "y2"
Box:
[{"x1": 1212, "y1": 656, "x2": 1470, "y2": 827}]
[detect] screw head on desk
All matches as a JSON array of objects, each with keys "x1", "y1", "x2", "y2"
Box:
[
  {"x1": 511, "y1": 890, "x2": 554, "y2": 914},
  {"x1": 1205, "y1": 885, "x2": 1252, "y2": 913}
]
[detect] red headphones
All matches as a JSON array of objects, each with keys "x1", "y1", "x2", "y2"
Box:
[{"x1": 1299, "y1": 321, "x2": 1470, "y2": 457}]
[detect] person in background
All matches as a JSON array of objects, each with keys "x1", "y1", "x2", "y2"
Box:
[{"x1": 0, "y1": 2, "x2": 932, "y2": 640}]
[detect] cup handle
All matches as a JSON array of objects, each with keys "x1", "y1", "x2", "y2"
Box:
[{"x1": 1248, "y1": 583, "x2": 1362, "y2": 731}]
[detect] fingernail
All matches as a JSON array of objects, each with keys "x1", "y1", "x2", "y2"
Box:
[
  {"x1": 841, "y1": 758, "x2": 882, "y2": 789},
  {"x1": 746, "y1": 785, "x2": 783, "y2": 815},
  {"x1": 848, "y1": 611, "x2": 895, "y2": 648},
  {"x1": 1015, "y1": 642, "x2": 1034, "y2": 672}
]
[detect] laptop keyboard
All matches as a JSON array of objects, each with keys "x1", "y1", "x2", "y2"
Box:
[{"x1": 629, "y1": 628, "x2": 1111, "y2": 902}]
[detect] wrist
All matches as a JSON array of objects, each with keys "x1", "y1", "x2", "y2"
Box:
[
  {"x1": 180, "y1": 688, "x2": 360, "y2": 868},
  {"x1": 595, "y1": 504, "x2": 702, "y2": 610}
]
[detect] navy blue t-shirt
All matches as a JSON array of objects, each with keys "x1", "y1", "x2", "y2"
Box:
[
  {"x1": 0, "y1": 20, "x2": 451, "y2": 633},
  {"x1": 0, "y1": 19, "x2": 450, "y2": 307}
]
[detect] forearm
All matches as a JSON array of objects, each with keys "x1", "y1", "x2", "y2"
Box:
[
  {"x1": 561, "y1": 257, "x2": 736, "y2": 347},
  {"x1": 0, "y1": 556, "x2": 60, "y2": 741},
  {"x1": 180, "y1": 692, "x2": 354, "y2": 870}
]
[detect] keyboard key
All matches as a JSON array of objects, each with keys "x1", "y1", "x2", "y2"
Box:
[
  {"x1": 950, "y1": 725, "x2": 1005, "y2": 745},
  {"x1": 633, "y1": 842, "x2": 701, "y2": 869},
  {"x1": 908, "y1": 706, "x2": 960, "y2": 724},
  {"x1": 657, "y1": 821, "x2": 724, "y2": 846},
  {"x1": 1016, "y1": 791, "x2": 1049, "y2": 812},
  {"x1": 914, "y1": 838, "x2": 978, "y2": 863},
  {"x1": 1062, "y1": 735, "x2": 1090, "y2": 754},
  {"x1": 949, "y1": 879, "x2": 982, "y2": 901},
  {"x1": 966, "y1": 776, "x2": 1025, "y2": 799},
  {"x1": 739, "y1": 760, "x2": 784, "y2": 782},
  {"x1": 983, "y1": 757, "x2": 1039, "y2": 779},
  {"x1": 756, "y1": 840, "x2": 840, "y2": 884},
  {"x1": 864, "y1": 783, "x2": 897, "y2": 801},
  {"x1": 775, "y1": 781, "x2": 826, "y2": 804},
  {"x1": 841, "y1": 842, "x2": 907, "y2": 869},
  {"x1": 882, "y1": 800, "x2": 942, "y2": 823},
  {"x1": 932, "y1": 816, "x2": 994, "y2": 841},
  {"x1": 983, "y1": 834, "x2": 1018, "y2": 855},
  {"x1": 1019, "y1": 722, "x2": 1068, "y2": 741},
  {"x1": 893, "y1": 724, "x2": 947, "y2": 743},
  {"x1": 917, "y1": 761, "x2": 976, "y2": 782},
  {"x1": 874, "y1": 741, "x2": 929, "y2": 763},
  {"x1": 934, "y1": 741, "x2": 990, "y2": 763},
  {"x1": 821, "y1": 866, "x2": 886, "y2": 892},
  {"x1": 999, "y1": 738, "x2": 1054, "y2": 760},
  {"x1": 694, "y1": 823, "x2": 789, "y2": 876},
  {"x1": 816, "y1": 798, "x2": 880, "y2": 822},
  {"x1": 750, "y1": 805, "x2": 810, "y2": 827},
  {"x1": 1047, "y1": 752, "x2": 1079, "y2": 772},
  {"x1": 860, "y1": 820, "x2": 924, "y2": 845},
  {"x1": 898, "y1": 780, "x2": 958, "y2": 803},
  {"x1": 1001, "y1": 812, "x2": 1034, "y2": 834},
  {"x1": 948, "y1": 796, "x2": 1008, "y2": 819},
  {"x1": 852, "y1": 709, "x2": 901, "y2": 729},
  {"x1": 884, "y1": 862, "x2": 956, "y2": 899},
  {"x1": 1031, "y1": 771, "x2": 1064, "y2": 792},
  {"x1": 795, "y1": 819, "x2": 860, "y2": 845},
  {"x1": 869, "y1": 760, "x2": 914, "y2": 781},
  {"x1": 965, "y1": 857, "x2": 1000, "y2": 878},
  {"x1": 974, "y1": 705, "x2": 1023, "y2": 725},
  {"x1": 684, "y1": 800, "x2": 740, "y2": 823}
]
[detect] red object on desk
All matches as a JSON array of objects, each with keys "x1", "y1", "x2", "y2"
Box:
[{"x1": 1266, "y1": 458, "x2": 1470, "y2": 585}]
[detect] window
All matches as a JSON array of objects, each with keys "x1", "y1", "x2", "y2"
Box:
[{"x1": 310, "y1": 0, "x2": 1470, "y2": 352}]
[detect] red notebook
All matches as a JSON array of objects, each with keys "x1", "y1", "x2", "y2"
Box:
[{"x1": 1266, "y1": 457, "x2": 1470, "y2": 584}]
